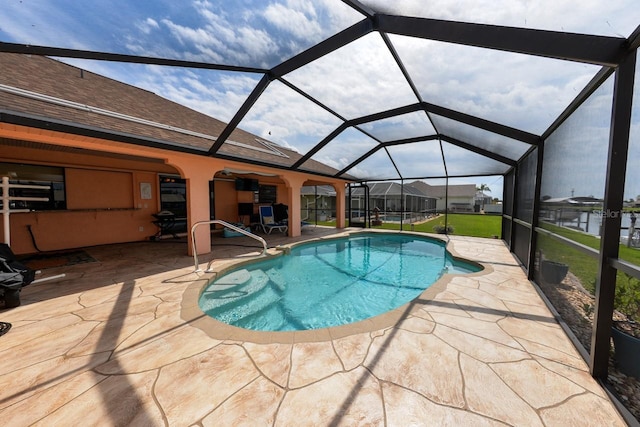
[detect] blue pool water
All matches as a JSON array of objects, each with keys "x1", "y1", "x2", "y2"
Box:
[{"x1": 199, "y1": 233, "x2": 481, "y2": 331}]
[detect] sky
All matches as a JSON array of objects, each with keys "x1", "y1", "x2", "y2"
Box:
[{"x1": 1, "y1": 0, "x2": 640, "y2": 201}]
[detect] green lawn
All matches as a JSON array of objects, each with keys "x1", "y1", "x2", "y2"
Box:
[
  {"x1": 537, "y1": 222, "x2": 640, "y2": 321},
  {"x1": 539, "y1": 222, "x2": 640, "y2": 266},
  {"x1": 536, "y1": 231, "x2": 599, "y2": 294},
  {"x1": 363, "y1": 213, "x2": 502, "y2": 238},
  {"x1": 430, "y1": 213, "x2": 502, "y2": 238}
]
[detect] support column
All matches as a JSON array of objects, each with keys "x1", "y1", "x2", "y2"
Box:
[
  {"x1": 334, "y1": 183, "x2": 346, "y2": 229},
  {"x1": 528, "y1": 146, "x2": 544, "y2": 280},
  {"x1": 183, "y1": 169, "x2": 214, "y2": 257},
  {"x1": 157, "y1": 154, "x2": 217, "y2": 257},
  {"x1": 282, "y1": 175, "x2": 306, "y2": 237},
  {"x1": 590, "y1": 50, "x2": 636, "y2": 378},
  {"x1": 509, "y1": 166, "x2": 518, "y2": 251},
  {"x1": 287, "y1": 182, "x2": 303, "y2": 237}
]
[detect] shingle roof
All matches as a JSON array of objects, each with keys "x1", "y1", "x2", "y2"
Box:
[
  {"x1": 349, "y1": 182, "x2": 434, "y2": 198},
  {"x1": 0, "y1": 52, "x2": 343, "y2": 178},
  {"x1": 300, "y1": 185, "x2": 336, "y2": 196},
  {"x1": 407, "y1": 181, "x2": 476, "y2": 198}
]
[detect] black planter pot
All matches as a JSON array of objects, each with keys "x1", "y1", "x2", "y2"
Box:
[
  {"x1": 2, "y1": 288, "x2": 21, "y2": 308},
  {"x1": 611, "y1": 326, "x2": 640, "y2": 379},
  {"x1": 540, "y1": 260, "x2": 569, "y2": 284}
]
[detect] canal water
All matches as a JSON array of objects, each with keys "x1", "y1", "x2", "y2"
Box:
[{"x1": 548, "y1": 209, "x2": 637, "y2": 239}]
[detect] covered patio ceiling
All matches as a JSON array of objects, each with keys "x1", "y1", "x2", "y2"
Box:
[{"x1": 0, "y1": 1, "x2": 639, "y2": 182}]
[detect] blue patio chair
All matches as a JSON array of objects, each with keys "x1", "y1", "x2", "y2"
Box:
[
  {"x1": 273, "y1": 203, "x2": 315, "y2": 232},
  {"x1": 259, "y1": 205, "x2": 288, "y2": 234}
]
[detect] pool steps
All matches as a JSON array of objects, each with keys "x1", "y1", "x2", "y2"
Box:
[{"x1": 200, "y1": 269, "x2": 287, "y2": 326}]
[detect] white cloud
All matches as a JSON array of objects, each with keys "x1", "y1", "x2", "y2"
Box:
[
  {"x1": 540, "y1": 78, "x2": 614, "y2": 199},
  {"x1": 1, "y1": 0, "x2": 636, "y2": 183},
  {"x1": 311, "y1": 128, "x2": 379, "y2": 172},
  {"x1": 126, "y1": 0, "x2": 364, "y2": 67},
  {"x1": 387, "y1": 141, "x2": 447, "y2": 178},
  {"x1": 265, "y1": 0, "x2": 365, "y2": 42},
  {"x1": 128, "y1": 65, "x2": 260, "y2": 123},
  {"x1": 360, "y1": 0, "x2": 639, "y2": 37},
  {"x1": 137, "y1": 18, "x2": 160, "y2": 34},
  {"x1": 264, "y1": 3, "x2": 322, "y2": 41},
  {"x1": 359, "y1": 112, "x2": 436, "y2": 141},
  {"x1": 392, "y1": 35, "x2": 600, "y2": 134},
  {"x1": 237, "y1": 81, "x2": 342, "y2": 153},
  {"x1": 285, "y1": 33, "x2": 420, "y2": 119}
]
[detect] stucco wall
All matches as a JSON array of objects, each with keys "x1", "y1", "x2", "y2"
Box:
[
  {"x1": 435, "y1": 196, "x2": 474, "y2": 212},
  {"x1": 6, "y1": 169, "x2": 160, "y2": 254},
  {"x1": 1, "y1": 125, "x2": 348, "y2": 255},
  {"x1": 212, "y1": 177, "x2": 288, "y2": 227}
]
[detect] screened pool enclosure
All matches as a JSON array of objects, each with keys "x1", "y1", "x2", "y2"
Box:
[{"x1": 1, "y1": 1, "x2": 640, "y2": 421}]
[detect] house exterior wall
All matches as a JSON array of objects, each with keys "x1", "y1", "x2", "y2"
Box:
[
  {"x1": 8, "y1": 198, "x2": 156, "y2": 254},
  {"x1": 0, "y1": 124, "x2": 348, "y2": 255},
  {"x1": 483, "y1": 204, "x2": 503, "y2": 214},
  {"x1": 4, "y1": 168, "x2": 161, "y2": 254},
  {"x1": 214, "y1": 176, "x2": 289, "y2": 228},
  {"x1": 215, "y1": 179, "x2": 240, "y2": 225},
  {"x1": 0, "y1": 140, "x2": 167, "y2": 254},
  {"x1": 435, "y1": 196, "x2": 475, "y2": 212}
]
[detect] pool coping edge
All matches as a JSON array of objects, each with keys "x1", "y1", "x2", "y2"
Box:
[{"x1": 180, "y1": 230, "x2": 494, "y2": 344}]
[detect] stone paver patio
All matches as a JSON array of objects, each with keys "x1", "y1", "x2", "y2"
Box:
[{"x1": 0, "y1": 229, "x2": 626, "y2": 426}]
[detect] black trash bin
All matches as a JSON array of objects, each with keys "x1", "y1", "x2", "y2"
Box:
[{"x1": 0, "y1": 243, "x2": 35, "y2": 308}]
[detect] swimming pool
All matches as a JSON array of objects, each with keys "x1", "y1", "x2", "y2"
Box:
[{"x1": 198, "y1": 233, "x2": 481, "y2": 331}]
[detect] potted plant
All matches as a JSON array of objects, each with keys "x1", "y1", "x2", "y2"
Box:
[
  {"x1": 540, "y1": 259, "x2": 569, "y2": 284},
  {"x1": 432, "y1": 223, "x2": 453, "y2": 234},
  {"x1": 611, "y1": 273, "x2": 640, "y2": 379}
]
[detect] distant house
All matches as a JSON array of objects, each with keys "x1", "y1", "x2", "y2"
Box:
[
  {"x1": 475, "y1": 190, "x2": 493, "y2": 209},
  {"x1": 540, "y1": 196, "x2": 603, "y2": 223},
  {"x1": 301, "y1": 185, "x2": 336, "y2": 221},
  {"x1": 407, "y1": 181, "x2": 476, "y2": 212},
  {"x1": 349, "y1": 182, "x2": 437, "y2": 221}
]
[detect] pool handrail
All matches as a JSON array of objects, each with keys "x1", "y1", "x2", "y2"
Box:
[{"x1": 191, "y1": 220, "x2": 268, "y2": 272}]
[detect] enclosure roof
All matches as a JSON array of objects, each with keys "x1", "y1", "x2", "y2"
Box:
[
  {"x1": 0, "y1": 1, "x2": 639, "y2": 182},
  {"x1": 408, "y1": 181, "x2": 476, "y2": 198},
  {"x1": 300, "y1": 185, "x2": 337, "y2": 197},
  {"x1": 0, "y1": 53, "x2": 340, "y2": 177},
  {"x1": 363, "y1": 182, "x2": 428, "y2": 197}
]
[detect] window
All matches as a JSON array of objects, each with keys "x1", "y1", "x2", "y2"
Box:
[
  {"x1": 0, "y1": 162, "x2": 66, "y2": 210},
  {"x1": 159, "y1": 175, "x2": 186, "y2": 218},
  {"x1": 258, "y1": 185, "x2": 277, "y2": 204}
]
